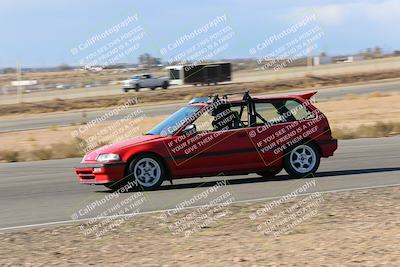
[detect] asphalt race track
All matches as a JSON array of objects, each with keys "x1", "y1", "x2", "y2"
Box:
[
  {"x1": 0, "y1": 136, "x2": 399, "y2": 231},
  {"x1": 1, "y1": 79, "x2": 400, "y2": 132}
]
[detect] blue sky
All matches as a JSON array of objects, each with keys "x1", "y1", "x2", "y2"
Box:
[{"x1": 0, "y1": 0, "x2": 399, "y2": 67}]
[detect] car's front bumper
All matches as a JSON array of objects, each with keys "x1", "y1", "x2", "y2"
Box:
[{"x1": 75, "y1": 162, "x2": 126, "y2": 184}]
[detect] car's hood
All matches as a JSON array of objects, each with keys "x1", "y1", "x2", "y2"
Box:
[{"x1": 82, "y1": 135, "x2": 163, "y2": 161}]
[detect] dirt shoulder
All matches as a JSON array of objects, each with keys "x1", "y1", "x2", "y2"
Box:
[{"x1": 0, "y1": 185, "x2": 399, "y2": 266}]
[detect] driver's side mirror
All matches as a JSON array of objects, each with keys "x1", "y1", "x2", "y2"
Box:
[{"x1": 181, "y1": 124, "x2": 197, "y2": 136}]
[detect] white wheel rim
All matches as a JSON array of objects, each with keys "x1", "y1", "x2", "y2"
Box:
[
  {"x1": 290, "y1": 145, "x2": 316, "y2": 174},
  {"x1": 133, "y1": 158, "x2": 161, "y2": 187}
]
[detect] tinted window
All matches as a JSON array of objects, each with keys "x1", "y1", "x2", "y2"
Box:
[{"x1": 169, "y1": 69, "x2": 180, "y2": 79}]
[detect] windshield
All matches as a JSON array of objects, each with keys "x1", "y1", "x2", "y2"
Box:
[
  {"x1": 147, "y1": 105, "x2": 202, "y2": 136},
  {"x1": 130, "y1": 76, "x2": 140, "y2": 80}
]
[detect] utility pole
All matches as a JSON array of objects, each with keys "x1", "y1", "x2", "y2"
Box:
[
  {"x1": 306, "y1": 45, "x2": 313, "y2": 77},
  {"x1": 307, "y1": 45, "x2": 313, "y2": 68}
]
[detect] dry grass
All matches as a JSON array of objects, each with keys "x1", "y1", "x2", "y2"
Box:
[
  {"x1": 366, "y1": 91, "x2": 390, "y2": 98},
  {"x1": 342, "y1": 91, "x2": 391, "y2": 100},
  {"x1": 0, "y1": 151, "x2": 20, "y2": 162},
  {"x1": 48, "y1": 125, "x2": 59, "y2": 131},
  {"x1": 0, "y1": 139, "x2": 85, "y2": 162},
  {"x1": 333, "y1": 121, "x2": 400, "y2": 139},
  {"x1": 343, "y1": 93, "x2": 359, "y2": 100},
  {"x1": 315, "y1": 92, "x2": 400, "y2": 129},
  {"x1": 27, "y1": 135, "x2": 36, "y2": 142},
  {"x1": 34, "y1": 140, "x2": 84, "y2": 159},
  {"x1": 30, "y1": 148, "x2": 54, "y2": 160}
]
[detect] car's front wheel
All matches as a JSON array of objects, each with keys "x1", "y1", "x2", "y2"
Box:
[
  {"x1": 134, "y1": 84, "x2": 140, "y2": 92},
  {"x1": 128, "y1": 154, "x2": 165, "y2": 190},
  {"x1": 284, "y1": 143, "x2": 320, "y2": 178}
]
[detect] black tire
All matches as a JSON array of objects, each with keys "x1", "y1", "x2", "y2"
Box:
[
  {"x1": 134, "y1": 84, "x2": 140, "y2": 92},
  {"x1": 257, "y1": 167, "x2": 283, "y2": 177},
  {"x1": 284, "y1": 143, "x2": 320, "y2": 178},
  {"x1": 162, "y1": 81, "x2": 169, "y2": 89},
  {"x1": 127, "y1": 153, "x2": 166, "y2": 191},
  {"x1": 150, "y1": 87, "x2": 156, "y2": 90},
  {"x1": 123, "y1": 88, "x2": 129, "y2": 93}
]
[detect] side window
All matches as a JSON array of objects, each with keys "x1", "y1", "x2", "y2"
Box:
[
  {"x1": 192, "y1": 104, "x2": 245, "y2": 132},
  {"x1": 169, "y1": 69, "x2": 180, "y2": 79},
  {"x1": 284, "y1": 100, "x2": 314, "y2": 121},
  {"x1": 230, "y1": 104, "x2": 248, "y2": 127},
  {"x1": 254, "y1": 102, "x2": 286, "y2": 125}
]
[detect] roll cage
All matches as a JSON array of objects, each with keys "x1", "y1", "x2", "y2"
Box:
[{"x1": 184, "y1": 91, "x2": 314, "y2": 133}]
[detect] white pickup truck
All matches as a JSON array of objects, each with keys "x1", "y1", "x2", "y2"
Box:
[{"x1": 121, "y1": 74, "x2": 169, "y2": 92}]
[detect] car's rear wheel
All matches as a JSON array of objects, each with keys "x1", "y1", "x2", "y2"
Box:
[
  {"x1": 162, "y1": 81, "x2": 169, "y2": 89},
  {"x1": 257, "y1": 167, "x2": 283, "y2": 177},
  {"x1": 284, "y1": 143, "x2": 320, "y2": 178},
  {"x1": 128, "y1": 154, "x2": 165, "y2": 190},
  {"x1": 123, "y1": 88, "x2": 129, "y2": 93}
]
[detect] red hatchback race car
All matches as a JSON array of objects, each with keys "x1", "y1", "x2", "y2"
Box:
[{"x1": 75, "y1": 91, "x2": 337, "y2": 190}]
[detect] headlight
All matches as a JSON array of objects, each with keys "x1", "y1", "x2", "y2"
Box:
[{"x1": 96, "y1": 153, "x2": 120, "y2": 162}]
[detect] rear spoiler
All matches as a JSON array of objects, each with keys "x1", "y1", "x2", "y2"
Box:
[{"x1": 292, "y1": 91, "x2": 317, "y2": 100}]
